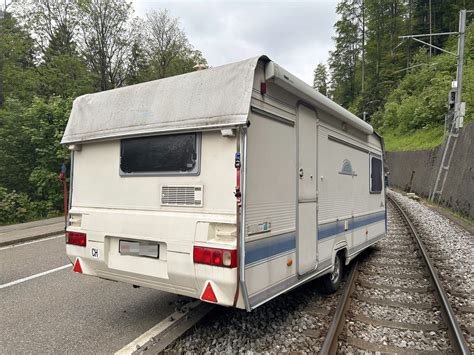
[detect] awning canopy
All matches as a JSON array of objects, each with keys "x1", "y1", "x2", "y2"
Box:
[{"x1": 61, "y1": 56, "x2": 263, "y2": 144}]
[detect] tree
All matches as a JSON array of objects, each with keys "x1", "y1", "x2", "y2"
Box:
[
  {"x1": 0, "y1": 96, "x2": 71, "y2": 214},
  {"x1": 77, "y1": 0, "x2": 134, "y2": 90},
  {"x1": 361, "y1": 0, "x2": 407, "y2": 118},
  {"x1": 0, "y1": 2, "x2": 208, "y2": 224},
  {"x1": 413, "y1": 0, "x2": 473, "y2": 54},
  {"x1": 372, "y1": 21, "x2": 474, "y2": 134},
  {"x1": 328, "y1": 0, "x2": 409, "y2": 119},
  {"x1": 0, "y1": 12, "x2": 38, "y2": 107},
  {"x1": 39, "y1": 23, "x2": 93, "y2": 97},
  {"x1": 144, "y1": 9, "x2": 207, "y2": 80},
  {"x1": 313, "y1": 63, "x2": 328, "y2": 95},
  {"x1": 328, "y1": 0, "x2": 363, "y2": 107},
  {"x1": 124, "y1": 18, "x2": 149, "y2": 85},
  {"x1": 12, "y1": 0, "x2": 80, "y2": 55},
  {"x1": 0, "y1": 99, "x2": 38, "y2": 194},
  {"x1": 10, "y1": 0, "x2": 93, "y2": 98}
]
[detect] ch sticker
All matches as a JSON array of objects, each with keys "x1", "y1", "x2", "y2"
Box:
[{"x1": 91, "y1": 248, "x2": 99, "y2": 258}]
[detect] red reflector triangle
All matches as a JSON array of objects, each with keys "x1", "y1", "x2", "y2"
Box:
[
  {"x1": 73, "y1": 258, "x2": 83, "y2": 273},
  {"x1": 201, "y1": 282, "x2": 217, "y2": 303}
]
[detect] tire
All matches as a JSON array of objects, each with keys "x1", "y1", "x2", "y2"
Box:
[{"x1": 317, "y1": 253, "x2": 343, "y2": 294}]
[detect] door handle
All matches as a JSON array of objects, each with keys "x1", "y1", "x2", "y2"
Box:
[{"x1": 299, "y1": 168, "x2": 304, "y2": 178}]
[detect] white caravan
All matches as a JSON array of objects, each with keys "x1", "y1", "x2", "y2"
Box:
[{"x1": 62, "y1": 56, "x2": 386, "y2": 311}]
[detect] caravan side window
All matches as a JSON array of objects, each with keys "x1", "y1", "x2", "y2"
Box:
[
  {"x1": 120, "y1": 133, "x2": 200, "y2": 175},
  {"x1": 370, "y1": 156, "x2": 382, "y2": 193}
]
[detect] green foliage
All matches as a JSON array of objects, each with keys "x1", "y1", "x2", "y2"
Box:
[
  {"x1": 328, "y1": 0, "x2": 470, "y2": 120},
  {"x1": 23, "y1": 97, "x2": 71, "y2": 214},
  {"x1": 0, "y1": 99, "x2": 38, "y2": 194},
  {"x1": 328, "y1": 0, "x2": 363, "y2": 107},
  {"x1": 78, "y1": 0, "x2": 134, "y2": 90},
  {"x1": 376, "y1": 22, "x2": 474, "y2": 151},
  {"x1": 413, "y1": 0, "x2": 472, "y2": 50},
  {"x1": 39, "y1": 24, "x2": 94, "y2": 98},
  {"x1": 0, "y1": 187, "x2": 59, "y2": 224},
  {"x1": 0, "y1": 187, "x2": 34, "y2": 224},
  {"x1": 0, "y1": 3, "x2": 207, "y2": 225},
  {"x1": 0, "y1": 97, "x2": 71, "y2": 222},
  {"x1": 383, "y1": 126, "x2": 444, "y2": 151},
  {"x1": 327, "y1": 0, "x2": 473, "y2": 152},
  {"x1": 313, "y1": 63, "x2": 328, "y2": 95},
  {"x1": 0, "y1": 13, "x2": 38, "y2": 107}
]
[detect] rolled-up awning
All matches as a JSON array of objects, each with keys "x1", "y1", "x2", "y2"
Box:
[{"x1": 61, "y1": 56, "x2": 264, "y2": 144}]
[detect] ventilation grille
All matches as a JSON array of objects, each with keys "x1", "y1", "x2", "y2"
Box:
[{"x1": 161, "y1": 185, "x2": 203, "y2": 207}]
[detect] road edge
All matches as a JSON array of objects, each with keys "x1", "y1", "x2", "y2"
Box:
[{"x1": 0, "y1": 229, "x2": 65, "y2": 247}]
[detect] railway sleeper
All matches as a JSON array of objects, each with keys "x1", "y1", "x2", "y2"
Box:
[{"x1": 343, "y1": 336, "x2": 447, "y2": 355}]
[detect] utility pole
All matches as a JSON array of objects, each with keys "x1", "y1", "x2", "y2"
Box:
[
  {"x1": 429, "y1": 0, "x2": 432, "y2": 58},
  {"x1": 361, "y1": 0, "x2": 365, "y2": 94},
  {"x1": 454, "y1": 9, "x2": 466, "y2": 129}
]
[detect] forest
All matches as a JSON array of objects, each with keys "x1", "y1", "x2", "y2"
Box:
[
  {"x1": 313, "y1": 0, "x2": 474, "y2": 151},
  {"x1": 0, "y1": 0, "x2": 206, "y2": 224}
]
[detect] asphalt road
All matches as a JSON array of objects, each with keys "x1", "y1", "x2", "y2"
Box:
[{"x1": 0, "y1": 236, "x2": 181, "y2": 354}]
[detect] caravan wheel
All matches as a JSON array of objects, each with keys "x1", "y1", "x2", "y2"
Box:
[{"x1": 317, "y1": 253, "x2": 343, "y2": 294}]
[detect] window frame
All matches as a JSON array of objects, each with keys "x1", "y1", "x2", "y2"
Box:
[
  {"x1": 119, "y1": 132, "x2": 202, "y2": 177},
  {"x1": 369, "y1": 154, "x2": 383, "y2": 194}
]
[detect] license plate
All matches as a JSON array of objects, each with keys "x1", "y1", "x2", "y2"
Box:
[{"x1": 119, "y1": 240, "x2": 160, "y2": 258}]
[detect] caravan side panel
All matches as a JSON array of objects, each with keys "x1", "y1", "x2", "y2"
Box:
[
  {"x1": 316, "y1": 110, "x2": 386, "y2": 265},
  {"x1": 244, "y1": 109, "x2": 297, "y2": 306}
]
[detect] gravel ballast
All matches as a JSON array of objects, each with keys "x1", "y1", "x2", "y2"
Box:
[
  {"x1": 167, "y1": 280, "x2": 342, "y2": 353},
  {"x1": 389, "y1": 190, "x2": 473, "y2": 350}
]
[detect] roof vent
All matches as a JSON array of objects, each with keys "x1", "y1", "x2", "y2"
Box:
[
  {"x1": 193, "y1": 63, "x2": 208, "y2": 71},
  {"x1": 161, "y1": 185, "x2": 203, "y2": 207}
]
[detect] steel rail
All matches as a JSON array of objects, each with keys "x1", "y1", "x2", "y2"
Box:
[
  {"x1": 388, "y1": 196, "x2": 470, "y2": 355},
  {"x1": 319, "y1": 260, "x2": 359, "y2": 355}
]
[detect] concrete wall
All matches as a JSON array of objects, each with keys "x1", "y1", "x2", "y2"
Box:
[{"x1": 385, "y1": 121, "x2": 474, "y2": 218}]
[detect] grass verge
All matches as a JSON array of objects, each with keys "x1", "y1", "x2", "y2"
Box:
[{"x1": 383, "y1": 126, "x2": 444, "y2": 152}]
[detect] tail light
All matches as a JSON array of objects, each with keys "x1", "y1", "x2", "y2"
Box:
[
  {"x1": 193, "y1": 246, "x2": 237, "y2": 268},
  {"x1": 66, "y1": 231, "x2": 87, "y2": 247}
]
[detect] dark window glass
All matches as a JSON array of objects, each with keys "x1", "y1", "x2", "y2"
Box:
[
  {"x1": 370, "y1": 157, "x2": 382, "y2": 193},
  {"x1": 121, "y1": 133, "x2": 198, "y2": 174}
]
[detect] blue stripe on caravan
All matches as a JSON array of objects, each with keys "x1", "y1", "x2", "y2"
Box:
[
  {"x1": 246, "y1": 232, "x2": 296, "y2": 265},
  {"x1": 318, "y1": 211, "x2": 385, "y2": 240},
  {"x1": 245, "y1": 210, "x2": 385, "y2": 265},
  {"x1": 318, "y1": 221, "x2": 345, "y2": 239}
]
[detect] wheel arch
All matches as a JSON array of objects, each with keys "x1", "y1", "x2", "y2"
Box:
[{"x1": 333, "y1": 241, "x2": 349, "y2": 266}]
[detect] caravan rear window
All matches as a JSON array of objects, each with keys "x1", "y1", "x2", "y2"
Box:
[
  {"x1": 120, "y1": 133, "x2": 200, "y2": 175},
  {"x1": 370, "y1": 156, "x2": 382, "y2": 193}
]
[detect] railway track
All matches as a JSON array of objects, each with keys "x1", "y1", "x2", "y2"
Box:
[{"x1": 320, "y1": 196, "x2": 470, "y2": 354}]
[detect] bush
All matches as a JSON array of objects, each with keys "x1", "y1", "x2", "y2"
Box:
[
  {"x1": 0, "y1": 96, "x2": 71, "y2": 224},
  {"x1": 0, "y1": 187, "x2": 34, "y2": 224}
]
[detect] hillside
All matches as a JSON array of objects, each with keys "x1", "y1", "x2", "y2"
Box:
[
  {"x1": 375, "y1": 22, "x2": 474, "y2": 152},
  {"x1": 318, "y1": 1, "x2": 472, "y2": 152}
]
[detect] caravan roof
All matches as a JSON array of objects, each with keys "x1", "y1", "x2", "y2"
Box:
[{"x1": 61, "y1": 55, "x2": 373, "y2": 145}]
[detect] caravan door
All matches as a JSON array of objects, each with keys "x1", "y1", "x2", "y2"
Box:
[{"x1": 297, "y1": 104, "x2": 318, "y2": 275}]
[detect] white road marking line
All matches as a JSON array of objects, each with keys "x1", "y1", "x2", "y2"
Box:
[
  {"x1": 0, "y1": 264, "x2": 71, "y2": 289},
  {"x1": 0, "y1": 234, "x2": 64, "y2": 251},
  {"x1": 115, "y1": 300, "x2": 202, "y2": 355}
]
